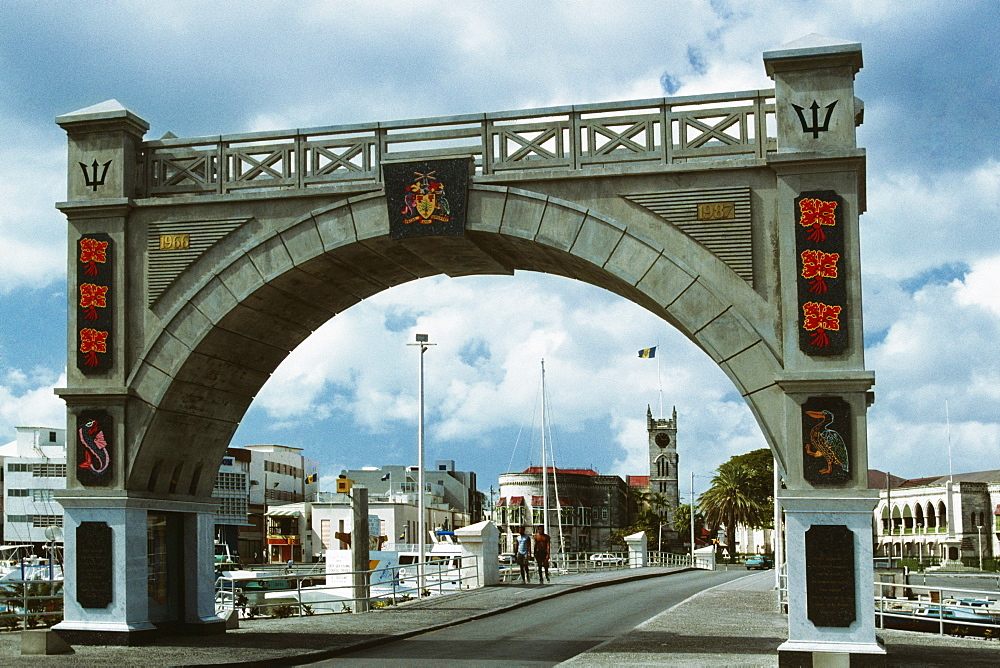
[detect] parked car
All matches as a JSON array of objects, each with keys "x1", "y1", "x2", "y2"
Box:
[
  {"x1": 589, "y1": 553, "x2": 626, "y2": 566},
  {"x1": 744, "y1": 554, "x2": 773, "y2": 570}
]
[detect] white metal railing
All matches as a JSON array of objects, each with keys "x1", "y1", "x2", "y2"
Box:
[
  {"x1": 0, "y1": 577, "x2": 64, "y2": 631},
  {"x1": 138, "y1": 90, "x2": 776, "y2": 198},
  {"x1": 777, "y1": 561, "x2": 788, "y2": 613},
  {"x1": 499, "y1": 551, "x2": 631, "y2": 582},
  {"x1": 874, "y1": 580, "x2": 1000, "y2": 637},
  {"x1": 648, "y1": 551, "x2": 714, "y2": 570},
  {"x1": 215, "y1": 555, "x2": 480, "y2": 619}
]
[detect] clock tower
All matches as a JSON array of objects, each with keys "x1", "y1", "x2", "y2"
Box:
[{"x1": 648, "y1": 405, "x2": 680, "y2": 516}]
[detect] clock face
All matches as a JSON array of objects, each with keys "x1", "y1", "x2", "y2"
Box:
[{"x1": 655, "y1": 433, "x2": 671, "y2": 448}]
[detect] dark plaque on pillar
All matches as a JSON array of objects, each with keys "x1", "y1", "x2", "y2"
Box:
[
  {"x1": 805, "y1": 524, "x2": 855, "y2": 627},
  {"x1": 383, "y1": 158, "x2": 471, "y2": 239},
  {"x1": 77, "y1": 522, "x2": 113, "y2": 608}
]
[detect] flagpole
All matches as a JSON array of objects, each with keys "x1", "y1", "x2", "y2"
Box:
[{"x1": 657, "y1": 341, "x2": 663, "y2": 419}]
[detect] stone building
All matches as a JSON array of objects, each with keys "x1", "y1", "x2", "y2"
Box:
[
  {"x1": 646, "y1": 406, "x2": 680, "y2": 519},
  {"x1": 873, "y1": 469, "x2": 999, "y2": 566},
  {"x1": 495, "y1": 467, "x2": 631, "y2": 555}
]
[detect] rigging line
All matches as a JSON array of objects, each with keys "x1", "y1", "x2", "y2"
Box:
[
  {"x1": 540, "y1": 369, "x2": 566, "y2": 558},
  {"x1": 506, "y1": 374, "x2": 542, "y2": 475}
]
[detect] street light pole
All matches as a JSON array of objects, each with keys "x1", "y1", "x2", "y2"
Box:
[{"x1": 409, "y1": 333, "x2": 435, "y2": 593}]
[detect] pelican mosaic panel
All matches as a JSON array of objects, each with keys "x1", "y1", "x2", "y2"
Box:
[
  {"x1": 802, "y1": 396, "x2": 851, "y2": 485},
  {"x1": 795, "y1": 190, "x2": 847, "y2": 355},
  {"x1": 76, "y1": 233, "x2": 113, "y2": 373},
  {"x1": 76, "y1": 410, "x2": 113, "y2": 487},
  {"x1": 383, "y1": 158, "x2": 471, "y2": 239}
]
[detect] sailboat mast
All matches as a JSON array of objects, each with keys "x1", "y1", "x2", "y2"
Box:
[{"x1": 541, "y1": 359, "x2": 550, "y2": 536}]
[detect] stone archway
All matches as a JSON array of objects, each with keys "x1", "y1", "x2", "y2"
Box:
[
  {"x1": 126, "y1": 187, "x2": 784, "y2": 499},
  {"x1": 54, "y1": 35, "x2": 883, "y2": 663}
]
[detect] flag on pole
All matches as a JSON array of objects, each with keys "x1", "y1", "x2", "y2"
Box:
[
  {"x1": 305, "y1": 473, "x2": 317, "y2": 484},
  {"x1": 381, "y1": 472, "x2": 390, "y2": 481},
  {"x1": 638, "y1": 346, "x2": 657, "y2": 359}
]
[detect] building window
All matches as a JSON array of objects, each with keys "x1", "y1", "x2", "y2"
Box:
[
  {"x1": 49, "y1": 431, "x2": 57, "y2": 442},
  {"x1": 7, "y1": 515, "x2": 30, "y2": 523},
  {"x1": 7, "y1": 463, "x2": 29, "y2": 473},
  {"x1": 601, "y1": 507, "x2": 609, "y2": 521},
  {"x1": 31, "y1": 515, "x2": 63, "y2": 528},
  {"x1": 655, "y1": 456, "x2": 668, "y2": 477},
  {"x1": 214, "y1": 472, "x2": 245, "y2": 492},
  {"x1": 8, "y1": 489, "x2": 29, "y2": 497},
  {"x1": 32, "y1": 489, "x2": 55, "y2": 502},
  {"x1": 32, "y1": 463, "x2": 67, "y2": 478}
]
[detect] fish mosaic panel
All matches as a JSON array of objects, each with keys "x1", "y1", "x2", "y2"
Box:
[{"x1": 76, "y1": 410, "x2": 113, "y2": 487}]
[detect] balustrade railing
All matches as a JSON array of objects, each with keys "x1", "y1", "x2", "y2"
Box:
[{"x1": 138, "y1": 90, "x2": 775, "y2": 199}]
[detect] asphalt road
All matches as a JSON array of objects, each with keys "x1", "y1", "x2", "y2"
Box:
[{"x1": 307, "y1": 569, "x2": 753, "y2": 666}]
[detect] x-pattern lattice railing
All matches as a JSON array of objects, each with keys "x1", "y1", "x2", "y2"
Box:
[{"x1": 138, "y1": 89, "x2": 774, "y2": 198}]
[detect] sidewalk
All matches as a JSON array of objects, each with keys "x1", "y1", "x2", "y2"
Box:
[
  {"x1": 0, "y1": 567, "x2": 997, "y2": 666},
  {"x1": 562, "y1": 570, "x2": 1000, "y2": 667}
]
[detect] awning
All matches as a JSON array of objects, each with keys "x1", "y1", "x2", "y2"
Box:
[
  {"x1": 509, "y1": 496, "x2": 523, "y2": 505},
  {"x1": 265, "y1": 508, "x2": 302, "y2": 517}
]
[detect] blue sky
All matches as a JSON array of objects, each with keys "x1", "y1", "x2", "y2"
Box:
[{"x1": 1, "y1": 1, "x2": 998, "y2": 496}]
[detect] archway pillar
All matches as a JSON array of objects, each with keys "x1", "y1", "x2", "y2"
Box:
[
  {"x1": 53, "y1": 491, "x2": 223, "y2": 645},
  {"x1": 778, "y1": 490, "x2": 883, "y2": 663}
]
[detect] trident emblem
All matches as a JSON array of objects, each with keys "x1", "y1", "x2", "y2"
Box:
[
  {"x1": 792, "y1": 100, "x2": 838, "y2": 139},
  {"x1": 79, "y1": 159, "x2": 113, "y2": 192}
]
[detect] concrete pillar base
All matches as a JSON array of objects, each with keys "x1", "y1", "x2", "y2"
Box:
[
  {"x1": 21, "y1": 629, "x2": 74, "y2": 655},
  {"x1": 53, "y1": 622, "x2": 157, "y2": 646},
  {"x1": 778, "y1": 636, "x2": 886, "y2": 667}
]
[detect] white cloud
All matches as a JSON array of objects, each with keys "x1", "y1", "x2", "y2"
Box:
[
  {"x1": 955, "y1": 255, "x2": 1000, "y2": 316},
  {"x1": 863, "y1": 161, "x2": 1000, "y2": 280},
  {"x1": 0, "y1": 370, "x2": 66, "y2": 437},
  {"x1": 867, "y1": 258, "x2": 1000, "y2": 476}
]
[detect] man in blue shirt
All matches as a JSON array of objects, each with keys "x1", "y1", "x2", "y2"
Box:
[{"x1": 515, "y1": 526, "x2": 532, "y2": 582}]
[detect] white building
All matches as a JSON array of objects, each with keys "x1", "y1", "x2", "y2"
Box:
[
  {"x1": 241, "y1": 444, "x2": 319, "y2": 564},
  {"x1": 0, "y1": 427, "x2": 67, "y2": 551},
  {"x1": 212, "y1": 448, "x2": 252, "y2": 560},
  {"x1": 873, "y1": 469, "x2": 999, "y2": 566}
]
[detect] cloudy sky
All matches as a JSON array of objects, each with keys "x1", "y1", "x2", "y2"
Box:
[{"x1": 1, "y1": 1, "x2": 997, "y2": 498}]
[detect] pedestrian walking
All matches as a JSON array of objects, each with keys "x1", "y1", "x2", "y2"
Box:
[
  {"x1": 533, "y1": 528, "x2": 551, "y2": 583},
  {"x1": 515, "y1": 526, "x2": 532, "y2": 582}
]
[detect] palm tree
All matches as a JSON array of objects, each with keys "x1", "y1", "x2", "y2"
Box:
[{"x1": 698, "y1": 461, "x2": 769, "y2": 561}]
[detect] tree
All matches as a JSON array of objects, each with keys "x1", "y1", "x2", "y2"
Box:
[
  {"x1": 698, "y1": 460, "x2": 770, "y2": 561},
  {"x1": 671, "y1": 503, "x2": 703, "y2": 544},
  {"x1": 728, "y1": 448, "x2": 775, "y2": 523}
]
